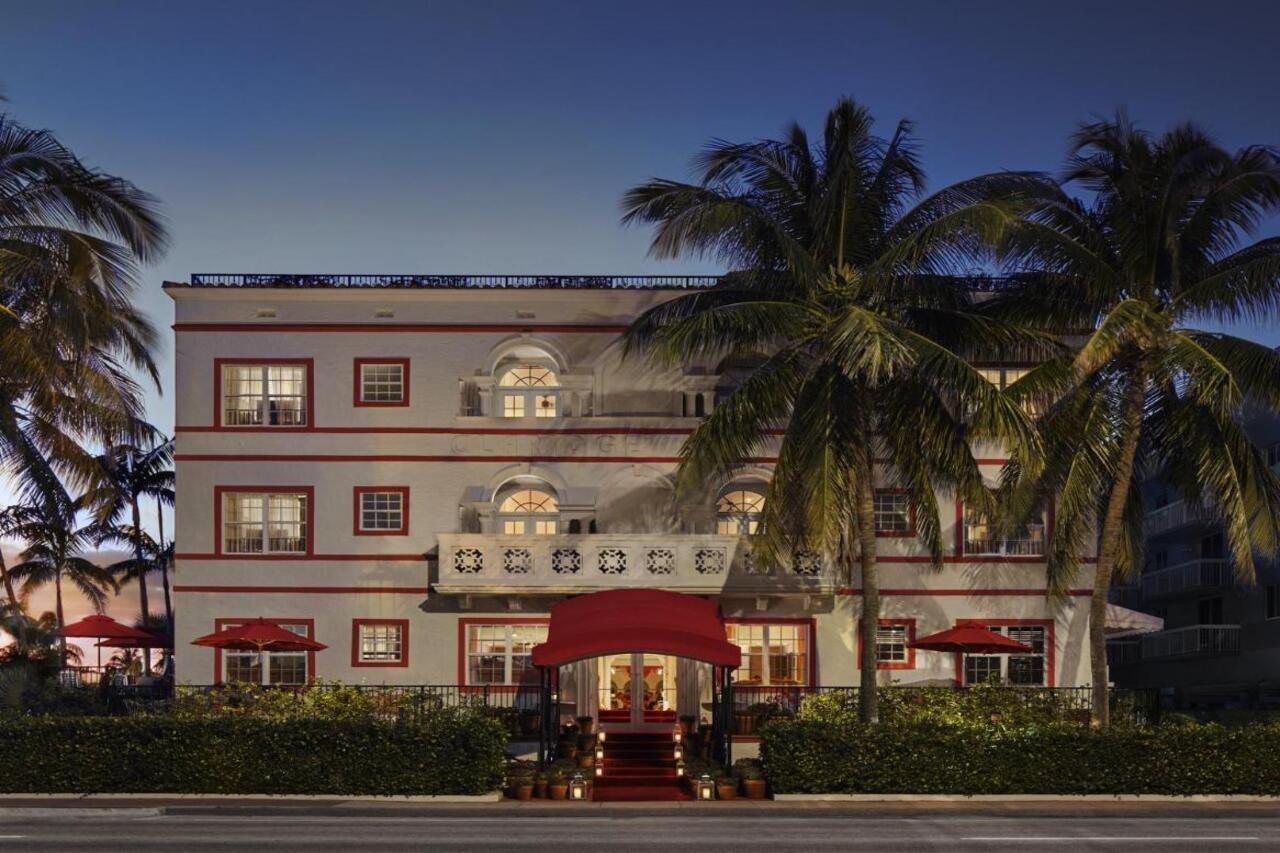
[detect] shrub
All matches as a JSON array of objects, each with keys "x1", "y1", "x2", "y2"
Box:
[
  {"x1": 760, "y1": 719, "x2": 1280, "y2": 795},
  {"x1": 0, "y1": 708, "x2": 506, "y2": 795},
  {"x1": 797, "y1": 685, "x2": 1109, "y2": 730}
]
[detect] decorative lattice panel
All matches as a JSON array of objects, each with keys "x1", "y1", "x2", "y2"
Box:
[
  {"x1": 502, "y1": 548, "x2": 533, "y2": 574},
  {"x1": 551, "y1": 548, "x2": 582, "y2": 574},
  {"x1": 693, "y1": 548, "x2": 726, "y2": 574},
  {"x1": 793, "y1": 549, "x2": 823, "y2": 576},
  {"x1": 644, "y1": 548, "x2": 676, "y2": 575},
  {"x1": 453, "y1": 548, "x2": 484, "y2": 574},
  {"x1": 597, "y1": 548, "x2": 628, "y2": 575}
]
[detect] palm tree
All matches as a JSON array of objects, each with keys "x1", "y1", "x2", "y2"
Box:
[
  {"x1": 991, "y1": 115, "x2": 1280, "y2": 727},
  {"x1": 622, "y1": 97, "x2": 1044, "y2": 722},
  {"x1": 7, "y1": 497, "x2": 119, "y2": 666},
  {"x1": 100, "y1": 526, "x2": 172, "y2": 627},
  {"x1": 91, "y1": 438, "x2": 174, "y2": 636},
  {"x1": 0, "y1": 112, "x2": 167, "y2": 506}
]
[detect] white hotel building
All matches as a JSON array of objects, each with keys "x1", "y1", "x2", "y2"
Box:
[{"x1": 168, "y1": 274, "x2": 1099, "y2": 729}]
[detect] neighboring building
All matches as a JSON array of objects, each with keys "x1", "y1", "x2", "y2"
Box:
[
  {"x1": 167, "y1": 273, "x2": 1099, "y2": 730},
  {"x1": 1110, "y1": 412, "x2": 1280, "y2": 709}
]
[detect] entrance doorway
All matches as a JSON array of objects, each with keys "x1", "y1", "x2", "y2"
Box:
[{"x1": 597, "y1": 653, "x2": 677, "y2": 727}]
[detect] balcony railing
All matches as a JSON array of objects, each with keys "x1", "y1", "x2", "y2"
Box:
[
  {"x1": 1141, "y1": 559, "x2": 1232, "y2": 600},
  {"x1": 1140, "y1": 624, "x2": 1241, "y2": 659},
  {"x1": 435, "y1": 533, "x2": 834, "y2": 593},
  {"x1": 1145, "y1": 500, "x2": 1214, "y2": 536}
]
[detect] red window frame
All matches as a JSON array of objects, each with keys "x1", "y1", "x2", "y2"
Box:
[
  {"x1": 211, "y1": 617, "x2": 317, "y2": 684},
  {"x1": 722, "y1": 617, "x2": 818, "y2": 687},
  {"x1": 213, "y1": 485, "x2": 316, "y2": 558},
  {"x1": 351, "y1": 618, "x2": 410, "y2": 668},
  {"x1": 873, "y1": 489, "x2": 916, "y2": 538},
  {"x1": 856, "y1": 618, "x2": 917, "y2": 670},
  {"x1": 954, "y1": 618, "x2": 1055, "y2": 688},
  {"x1": 353, "y1": 358, "x2": 411, "y2": 407},
  {"x1": 213, "y1": 358, "x2": 316, "y2": 430},
  {"x1": 456, "y1": 617, "x2": 550, "y2": 692},
  {"x1": 352, "y1": 486, "x2": 410, "y2": 536}
]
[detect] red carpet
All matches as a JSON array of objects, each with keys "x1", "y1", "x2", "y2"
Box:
[{"x1": 592, "y1": 731, "x2": 689, "y2": 802}]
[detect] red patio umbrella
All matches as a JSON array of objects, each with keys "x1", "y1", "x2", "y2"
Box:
[
  {"x1": 97, "y1": 632, "x2": 174, "y2": 650},
  {"x1": 908, "y1": 626, "x2": 1034, "y2": 654},
  {"x1": 191, "y1": 619, "x2": 327, "y2": 686},
  {"x1": 58, "y1": 614, "x2": 156, "y2": 672}
]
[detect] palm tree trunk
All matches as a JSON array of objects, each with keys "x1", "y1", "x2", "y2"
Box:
[
  {"x1": 854, "y1": 460, "x2": 881, "y2": 724},
  {"x1": 157, "y1": 497, "x2": 172, "y2": 627},
  {"x1": 132, "y1": 497, "x2": 151, "y2": 675},
  {"x1": 1090, "y1": 373, "x2": 1147, "y2": 729},
  {"x1": 54, "y1": 569, "x2": 66, "y2": 669}
]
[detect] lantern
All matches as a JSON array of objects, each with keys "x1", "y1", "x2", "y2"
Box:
[
  {"x1": 597, "y1": 730, "x2": 606, "y2": 743},
  {"x1": 675, "y1": 759, "x2": 686, "y2": 779},
  {"x1": 569, "y1": 772, "x2": 588, "y2": 801},
  {"x1": 696, "y1": 773, "x2": 715, "y2": 801},
  {"x1": 595, "y1": 764, "x2": 604, "y2": 777},
  {"x1": 673, "y1": 745, "x2": 683, "y2": 761},
  {"x1": 595, "y1": 745, "x2": 605, "y2": 761},
  {"x1": 673, "y1": 730, "x2": 682, "y2": 743}
]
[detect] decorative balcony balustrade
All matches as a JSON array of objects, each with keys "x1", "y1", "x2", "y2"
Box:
[
  {"x1": 1145, "y1": 500, "x2": 1214, "y2": 536},
  {"x1": 1140, "y1": 559, "x2": 1232, "y2": 600},
  {"x1": 1140, "y1": 624, "x2": 1241, "y2": 660},
  {"x1": 435, "y1": 533, "x2": 835, "y2": 594}
]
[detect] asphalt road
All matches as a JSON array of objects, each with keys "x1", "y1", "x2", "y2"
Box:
[{"x1": 0, "y1": 810, "x2": 1278, "y2": 852}]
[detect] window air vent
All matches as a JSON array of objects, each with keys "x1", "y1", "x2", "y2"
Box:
[{"x1": 255, "y1": 308, "x2": 277, "y2": 318}]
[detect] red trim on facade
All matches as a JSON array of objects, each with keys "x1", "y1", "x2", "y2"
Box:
[
  {"x1": 175, "y1": 585, "x2": 428, "y2": 594},
  {"x1": 211, "y1": 358, "x2": 316, "y2": 432},
  {"x1": 212, "y1": 617, "x2": 317, "y2": 685},
  {"x1": 212, "y1": 485, "x2": 316, "y2": 557},
  {"x1": 352, "y1": 486, "x2": 411, "y2": 536},
  {"x1": 954, "y1": 617, "x2": 1056, "y2": 688},
  {"x1": 176, "y1": 322, "x2": 631, "y2": 334},
  {"x1": 176, "y1": 425, "x2": 704, "y2": 435},
  {"x1": 353, "y1": 358, "x2": 411, "y2": 407},
  {"x1": 723, "y1": 617, "x2": 818, "y2": 686},
  {"x1": 856, "y1": 618, "x2": 917, "y2": 671},
  {"x1": 837, "y1": 588, "x2": 1093, "y2": 596},
  {"x1": 175, "y1": 553, "x2": 426, "y2": 562},
  {"x1": 456, "y1": 617, "x2": 550, "y2": 687},
  {"x1": 873, "y1": 488, "x2": 916, "y2": 538},
  {"x1": 178, "y1": 453, "x2": 778, "y2": 465},
  {"x1": 351, "y1": 618, "x2": 410, "y2": 668}
]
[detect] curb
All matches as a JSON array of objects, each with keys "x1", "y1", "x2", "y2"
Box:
[
  {"x1": 0, "y1": 793, "x2": 502, "y2": 804},
  {"x1": 0, "y1": 808, "x2": 164, "y2": 818},
  {"x1": 773, "y1": 793, "x2": 1280, "y2": 802}
]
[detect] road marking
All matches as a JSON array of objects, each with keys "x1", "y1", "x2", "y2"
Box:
[{"x1": 964, "y1": 838, "x2": 1260, "y2": 842}]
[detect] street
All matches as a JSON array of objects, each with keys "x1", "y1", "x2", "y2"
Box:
[{"x1": 0, "y1": 807, "x2": 1278, "y2": 852}]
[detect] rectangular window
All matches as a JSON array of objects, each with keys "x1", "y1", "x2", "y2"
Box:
[
  {"x1": 465, "y1": 623, "x2": 548, "y2": 686},
  {"x1": 502, "y1": 395, "x2": 526, "y2": 418},
  {"x1": 975, "y1": 365, "x2": 1040, "y2": 415},
  {"x1": 725, "y1": 623, "x2": 809, "y2": 686},
  {"x1": 873, "y1": 491, "x2": 912, "y2": 536},
  {"x1": 354, "y1": 487, "x2": 408, "y2": 535},
  {"x1": 221, "y1": 491, "x2": 308, "y2": 554},
  {"x1": 875, "y1": 623, "x2": 909, "y2": 665},
  {"x1": 353, "y1": 620, "x2": 407, "y2": 666},
  {"x1": 963, "y1": 625, "x2": 1047, "y2": 686},
  {"x1": 963, "y1": 505, "x2": 1046, "y2": 557},
  {"x1": 1266, "y1": 585, "x2": 1280, "y2": 620},
  {"x1": 223, "y1": 621, "x2": 310, "y2": 685},
  {"x1": 499, "y1": 391, "x2": 558, "y2": 418},
  {"x1": 355, "y1": 359, "x2": 408, "y2": 406},
  {"x1": 221, "y1": 362, "x2": 309, "y2": 426}
]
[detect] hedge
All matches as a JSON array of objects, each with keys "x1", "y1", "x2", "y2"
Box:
[
  {"x1": 0, "y1": 709, "x2": 507, "y2": 795},
  {"x1": 760, "y1": 720, "x2": 1280, "y2": 795}
]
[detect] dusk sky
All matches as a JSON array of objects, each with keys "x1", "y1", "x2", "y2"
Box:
[{"x1": 3, "y1": 1, "x2": 1280, "y2": 546}]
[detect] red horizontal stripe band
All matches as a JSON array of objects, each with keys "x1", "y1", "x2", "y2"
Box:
[
  {"x1": 174, "y1": 585, "x2": 429, "y2": 594},
  {"x1": 173, "y1": 323, "x2": 630, "y2": 333},
  {"x1": 176, "y1": 425, "x2": 702, "y2": 436},
  {"x1": 175, "y1": 553, "x2": 425, "y2": 561},
  {"x1": 175, "y1": 454, "x2": 769, "y2": 464}
]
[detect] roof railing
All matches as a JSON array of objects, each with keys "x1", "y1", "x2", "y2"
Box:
[{"x1": 184, "y1": 273, "x2": 1030, "y2": 290}]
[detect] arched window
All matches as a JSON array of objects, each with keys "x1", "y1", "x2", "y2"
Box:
[
  {"x1": 496, "y1": 364, "x2": 560, "y2": 418},
  {"x1": 717, "y1": 489, "x2": 765, "y2": 536},
  {"x1": 497, "y1": 487, "x2": 560, "y2": 535}
]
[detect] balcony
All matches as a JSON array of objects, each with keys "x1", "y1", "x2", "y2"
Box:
[
  {"x1": 1145, "y1": 500, "x2": 1214, "y2": 537},
  {"x1": 435, "y1": 534, "x2": 835, "y2": 595},
  {"x1": 1140, "y1": 559, "x2": 1232, "y2": 600},
  {"x1": 1140, "y1": 624, "x2": 1241, "y2": 660}
]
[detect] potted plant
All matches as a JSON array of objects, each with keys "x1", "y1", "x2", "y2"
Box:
[
  {"x1": 715, "y1": 772, "x2": 738, "y2": 800},
  {"x1": 557, "y1": 739, "x2": 578, "y2": 760},
  {"x1": 576, "y1": 715, "x2": 595, "y2": 735},
  {"x1": 547, "y1": 769, "x2": 569, "y2": 800},
  {"x1": 506, "y1": 761, "x2": 536, "y2": 800},
  {"x1": 533, "y1": 771, "x2": 549, "y2": 799},
  {"x1": 576, "y1": 750, "x2": 595, "y2": 769},
  {"x1": 734, "y1": 758, "x2": 766, "y2": 799}
]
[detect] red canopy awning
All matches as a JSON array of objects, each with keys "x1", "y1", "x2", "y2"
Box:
[
  {"x1": 191, "y1": 619, "x2": 327, "y2": 652},
  {"x1": 531, "y1": 589, "x2": 740, "y2": 668},
  {"x1": 57, "y1": 614, "x2": 153, "y2": 641},
  {"x1": 909, "y1": 626, "x2": 1033, "y2": 654},
  {"x1": 97, "y1": 632, "x2": 173, "y2": 650}
]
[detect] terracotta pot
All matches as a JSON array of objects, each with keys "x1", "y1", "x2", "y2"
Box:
[
  {"x1": 716, "y1": 782, "x2": 738, "y2": 800},
  {"x1": 742, "y1": 779, "x2": 767, "y2": 800},
  {"x1": 549, "y1": 783, "x2": 569, "y2": 800},
  {"x1": 577, "y1": 753, "x2": 595, "y2": 768},
  {"x1": 534, "y1": 779, "x2": 548, "y2": 798},
  {"x1": 515, "y1": 783, "x2": 534, "y2": 801}
]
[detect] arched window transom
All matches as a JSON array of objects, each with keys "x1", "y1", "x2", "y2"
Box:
[
  {"x1": 498, "y1": 488, "x2": 560, "y2": 535},
  {"x1": 717, "y1": 489, "x2": 765, "y2": 536}
]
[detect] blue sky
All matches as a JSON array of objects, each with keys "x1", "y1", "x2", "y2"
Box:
[{"x1": 3, "y1": 0, "x2": 1280, "y2": 474}]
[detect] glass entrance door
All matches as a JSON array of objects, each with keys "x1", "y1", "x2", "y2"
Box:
[{"x1": 598, "y1": 653, "x2": 676, "y2": 727}]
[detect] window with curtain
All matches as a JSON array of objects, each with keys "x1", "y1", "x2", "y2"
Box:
[
  {"x1": 963, "y1": 505, "x2": 1046, "y2": 556},
  {"x1": 465, "y1": 623, "x2": 549, "y2": 685},
  {"x1": 222, "y1": 492, "x2": 307, "y2": 553},
  {"x1": 357, "y1": 622, "x2": 405, "y2": 664},
  {"x1": 725, "y1": 623, "x2": 809, "y2": 685},
  {"x1": 221, "y1": 363, "x2": 308, "y2": 426}
]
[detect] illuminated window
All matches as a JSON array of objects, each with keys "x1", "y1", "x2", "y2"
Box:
[
  {"x1": 497, "y1": 364, "x2": 559, "y2": 419},
  {"x1": 222, "y1": 492, "x2": 307, "y2": 554},
  {"x1": 465, "y1": 623, "x2": 548, "y2": 685},
  {"x1": 717, "y1": 489, "x2": 766, "y2": 535},
  {"x1": 964, "y1": 625, "x2": 1047, "y2": 686},
  {"x1": 873, "y1": 491, "x2": 912, "y2": 535},
  {"x1": 357, "y1": 361, "x2": 406, "y2": 404},
  {"x1": 223, "y1": 622, "x2": 309, "y2": 685},
  {"x1": 975, "y1": 364, "x2": 1041, "y2": 416},
  {"x1": 725, "y1": 623, "x2": 809, "y2": 686},
  {"x1": 497, "y1": 488, "x2": 559, "y2": 535},
  {"x1": 356, "y1": 621, "x2": 405, "y2": 665},
  {"x1": 221, "y1": 363, "x2": 308, "y2": 426},
  {"x1": 963, "y1": 505, "x2": 1046, "y2": 557}
]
